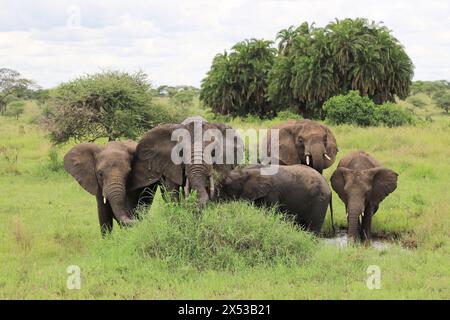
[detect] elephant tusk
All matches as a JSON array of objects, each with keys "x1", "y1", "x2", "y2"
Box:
[
  {"x1": 306, "y1": 155, "x2": 310, "y2": 166},
  {"x1": 103, "y1": 197, "x2": 107, "y2": 204},
  {"x1": 184, "y1": 178, "x2": 190, "y2": 198},
  {"x1": 361, "y1": 212, "x2": 365, "y2": 217},
  {"x1": 209, "y1": 175, "x2": 215, "y2": 199},
  {"x1": 324, "y1": 153, "x2": 331, "y2": 161}
]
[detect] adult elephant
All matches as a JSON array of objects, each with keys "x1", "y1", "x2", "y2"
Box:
[
  {"x1": 64, "y1": 141, "x2": 149, "y2": 236},
  {"x1": 217, "y1": 164, "x2": 332, "y2": 234},
  {"x1": 129, "y1": 120, "x2": 243, "y2": 207},
  {"x1": 331, "y1": 151, "x2": 398, "y2": 241},
  {"x1": 262, "y1": 119, "x2": 338, "y2": 174}
]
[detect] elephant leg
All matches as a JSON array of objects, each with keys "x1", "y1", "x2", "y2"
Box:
[
  {"x1": 96, "y1": 193, "x2": 113, "y2": 237},
  {"x1": 361, "y1": 206, "x2": 373, "y2": 241}
]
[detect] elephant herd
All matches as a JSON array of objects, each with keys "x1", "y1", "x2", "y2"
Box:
[{"x1": 64, "y1": 116, "x2": 398, "y2": 242}]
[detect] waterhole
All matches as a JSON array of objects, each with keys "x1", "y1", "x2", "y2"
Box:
[{"x1": 322, "y1": 230, "x2": 395, "y2": 250}]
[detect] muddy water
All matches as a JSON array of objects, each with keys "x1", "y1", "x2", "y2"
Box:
[{"x1": 322, "y1": 231, "x2": 392, "y2": 250}]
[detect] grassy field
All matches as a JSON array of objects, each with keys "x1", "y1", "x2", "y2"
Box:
[{"x1": 0, "y1": 98, "x2": 449, "y2": 299}]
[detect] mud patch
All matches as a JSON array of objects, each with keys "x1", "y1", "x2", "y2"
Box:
[{"x1": 321, "y1": 230, "x2": 403, "y2": 250}]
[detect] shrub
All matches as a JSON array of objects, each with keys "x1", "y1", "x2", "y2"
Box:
[
  {"x1": 406, "y1": 96, "x2": 426, "y2": 108},
  {"x1": 95, "y1": 194, "x2": 317, "y2": 272},
  {"x1": 375, "y1": 103, "x2": 415, "y2": 127},
  {"x1": 43, "y1": 70, "x2": 183, "y2": 144},
  {"x1": 276, "y1": 109, "x2": 303, "y2": 121},
  {"x1": 5, "y1": 101, "x2": 25, "y2": 120},
  {"x1": 434, "y1": 91, "x2": 450, "y2": 113},
  {"x1": 322, "y1": 91, "x2": 377, "y2": 126}
]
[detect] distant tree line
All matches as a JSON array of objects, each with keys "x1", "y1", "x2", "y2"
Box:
[{"x1": 200, "y1": 18, "x2": 415, "y2": 118}]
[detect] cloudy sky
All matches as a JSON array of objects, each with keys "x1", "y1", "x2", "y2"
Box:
[{"x1": 0, "y1": 0, "x2": 449, "y2": 88}]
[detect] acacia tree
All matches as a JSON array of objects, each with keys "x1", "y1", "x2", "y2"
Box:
[
  {"x1": 268, "y1": 18, "x2": 414, "y2": 117},
  {"x1": 44, "y1": 70, "x2": 183, "y2": 144},
  {"x1": 200, "y1": 39, "x2": 277, "y2": 117},
  {"x1": 0, "y1": 68, "x2": 35, "y2": 115}
]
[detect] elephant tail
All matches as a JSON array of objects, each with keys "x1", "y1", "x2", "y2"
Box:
[{"x1": 329, "y1": 192, "x2": 336, "y2": 234}]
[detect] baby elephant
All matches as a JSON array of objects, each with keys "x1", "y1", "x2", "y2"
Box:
[
  {"x1": 331, "y1": 151, "x2": 398, "y2": 241},
  {"x1": 218, "y1": 165, "x2": 331, "y2": 234}
]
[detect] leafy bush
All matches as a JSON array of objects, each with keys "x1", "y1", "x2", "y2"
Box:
[
  {"x1": 96, "y1": 194, "x2": 316, "y2": 272},
  {"x1": 434, "y1": 91, "x2": 450, "y2": 113},
  {"x1": 43, "y1": 71, "x2": 183, "y2": 144},
  {"x1": 406, "y1": 96, "x2": 426, "y2": 108},
  {"x1": 375, "y1": 103, "x2": 415, "y2": 127},
  {"x1": 322, "y1": 91, "x2": 377, "y2": 126},
  {"x1": 5, "y1": 101, "x2": 25, "y2": 119},
  {"x1": 276, "y1": 109, "x2": 303, "y2": 121}
]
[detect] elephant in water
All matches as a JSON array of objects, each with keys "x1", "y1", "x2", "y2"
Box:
[
  {"x1": 129, "y1": 120, "x2": 243, "y2": 207},
  {"x1": 261, "y1": 119, "x2": 338, "y2": 174},
  {"x1": 64, "y1": 141, "x2": 151, "y2": 236},
  {"x1": 331, "y1": 151, "x2": 398, "y2": 241},
  {"x1": 217, "y1": 164, "x2": 332, "y2": 234}
]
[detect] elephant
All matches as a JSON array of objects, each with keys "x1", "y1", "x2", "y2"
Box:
[
  {"x1": 261, "y1": 119, "x2": 338, "y2": 174},
  {"x1": 64, "y1": 140, "x2": 146, "y2": 236},
  {"x1": 129, "y1": 120, "x2": 243, "y2": 207},
  {"x1": 217, "y1": 164, "x2": 332, "y2": 234},
  {"x1": 330, "y1": 151, "x2": 398, "y2": 241}
]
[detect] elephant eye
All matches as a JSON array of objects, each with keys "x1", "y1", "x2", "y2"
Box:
[
  {"x1": 97, "y1": 170, "x2": 103, "y2": 177},
  {"x1": 298, "y1": 136, "x2": 304, "y2": 144},
  {"x1": 211, "y1": 149, "x2": 216, "y2": 157}
]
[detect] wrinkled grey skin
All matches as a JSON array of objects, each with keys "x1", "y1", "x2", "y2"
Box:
[
  {"x1": 130, "y1": 118, "x2": 242, "y2": 207},
  {"x1": 217, "y1": 164, "x2": 331, "y2": 234},
  {"x1": 262, "y1": 119, "x2": 338, "y2": 174},
  {"x1": 64, "y1": 141, "x2": 139, "y2": 236},
  {"x1": 331, "y1": 151, "x2": 398, "y2": 241}
]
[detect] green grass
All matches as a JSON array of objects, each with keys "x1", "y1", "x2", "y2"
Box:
[{"x1": 0, "y1": 98, "x2": 449, "y2": 299}]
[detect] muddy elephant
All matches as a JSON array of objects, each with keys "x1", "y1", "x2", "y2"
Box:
[
  {"x1": 261, "y1": 119, "x2": 338, "y2": 174},
  {"x1": 64, "y1": 141, "x2": 146, "y2": 236},
  {"x1": 129, "y1": 120, "x2": 243, "y2": 207},
  {"x1": 330, "y1": 151, "x2": 398, "y2": 241},
  {"x1": 217, "y1": 164, "x2": 332, "y2": 234}
]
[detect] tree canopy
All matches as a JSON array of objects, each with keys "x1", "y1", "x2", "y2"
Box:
[
  {"x1": 200, "y1": 39, "x2": 277, "y2": 117},
  {"x1": 0, "y1": 68, "x2": 36, "y2": 114},
  {"x1": 201, "y1": 18, "x2": 414, "y2": 118},
  {"x1": 44, "y1": 70, "x2": 183, "y2": 144}
]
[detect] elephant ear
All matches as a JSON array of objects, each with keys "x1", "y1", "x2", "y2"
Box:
[
  {"x1": 273, "y1": 124, "x2": 300, "y2": 165},
  {"x1": 242, "y1": 175, "x2": 272, "y2": 201},
  {"x1": 64, "y1": 143, "x2": 103, "y2": 195},
  {"x1": 212, "y1": 123, "x2": 244, "y2": 174},
  {"x1": 320, "y1": 124, "x2": 338, "y2": 168},
  {"x1": 331, "y1": 167, "x2": 350, "y2": 203},
  {"x1": 129, "y1": 124, "x2": 184, "y2": 191},
  {"x1": 120, "y1": 140, "x2": 137, "y2": 155},
  {"x1": 369, "y1": 168, "x2": 398, "y2": 205}
]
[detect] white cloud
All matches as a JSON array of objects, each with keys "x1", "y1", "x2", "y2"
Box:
[{"x1": 0, "y1": 0, "x2": 448, "y2": 87}]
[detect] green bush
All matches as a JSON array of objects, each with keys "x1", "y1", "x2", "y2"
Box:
[
  {"x1": 5, "y1": 101, "x2": 25, "y2": 119},
  {"x1": 434, "y1": 91, "x2": 450, "y2": 113},
  {"x1": 375, "y1": 103, "x2": 415, "y2": 127},
  {"x1": 96, "y1": 194, "x2": 316, "y2": 272},
  {"x1": 322, "y1": 91, "x2": 377, "y2": 126},
  {"x1": 276, "y1": 109, "x2": 303, "y2": 121},
  {"x1": 406, "y1": 96, "x2": 426, "y2": 108}
]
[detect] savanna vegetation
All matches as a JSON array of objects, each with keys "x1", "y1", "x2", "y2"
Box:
[
  {"x1": 0, "y1": 87, "x2": 449, "y2": 299},
  {"x1": 0, "y1": 16, "x2": 448, "y2": 299}
]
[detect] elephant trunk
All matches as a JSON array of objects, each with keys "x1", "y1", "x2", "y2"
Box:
[
  {"x1": 347, "y1": 199, "x2": 364, "y2": 240},
  {"x1": 187, "y1": 164, "x2": 210, "y2": 207},
  {"x1": 306, "y1": 143, "x2": 326, "y2": 174},
  {"x1": 103, "y1": 181, "x2": 134, "y2": 226}
]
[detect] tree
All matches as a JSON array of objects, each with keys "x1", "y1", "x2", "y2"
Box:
[
  {"x1": 43, "y1": 70, "x2": 182, "y2": 144},
  {"x1": 0, "y1": 68, "x2": 35, "y2": 115},
  {"x1": 200, "y1": 39, "x2": 277, "y2": 117},
  {"x1": 435, "y1": 92, "x2": 450, "y2": 113},
  {"x1": 171, "y1": 89, "x2": 196, "y2": 108},
  {"x1": 268, "y1": 18, "x2": 414, "y2": 118},
  {"x1": 5, "y1": 101, "x2": 25, "y2": 120}
]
